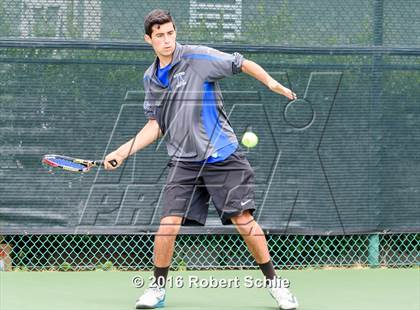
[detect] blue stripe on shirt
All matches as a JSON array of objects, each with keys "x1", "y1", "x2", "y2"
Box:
[
  {"x1": 157, "y1": 62, "x2": 172, "y2": 87},
  {"x1": 182, "y1": 53, "x2": 223, "y2": 62},
  {"x1": 201, "y1": 81, "x2": 237, "y2": 163}
]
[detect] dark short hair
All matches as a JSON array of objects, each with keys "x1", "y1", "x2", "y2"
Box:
[{"x1": 144, "y1": 9, "x2": 175, "y2": 37}]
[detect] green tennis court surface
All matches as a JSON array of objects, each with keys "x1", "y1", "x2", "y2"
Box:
[{"x1": 1, "y1": 269, "x2": 419, "y2": 310}]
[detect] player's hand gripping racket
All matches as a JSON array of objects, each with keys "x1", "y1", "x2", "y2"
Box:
[{"x1": 42, "y1": 154, "x2": 117, "y2": 173}]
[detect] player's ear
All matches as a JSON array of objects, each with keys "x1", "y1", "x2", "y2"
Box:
[{"x1": 144, "y1": 34, "x2": 152, "y2": 44}]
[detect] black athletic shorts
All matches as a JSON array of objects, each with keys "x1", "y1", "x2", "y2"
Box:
[{"x1": 162, "y1": 148, "x2": 256, "y2": 226}]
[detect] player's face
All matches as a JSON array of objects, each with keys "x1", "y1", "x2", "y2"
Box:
[{"x1": 144, "y1": 22, "x2": 176, "y2": 57}]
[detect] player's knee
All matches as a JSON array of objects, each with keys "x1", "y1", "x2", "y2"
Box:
[
  {"x1": 158, "y1": 216, "x2": 182, "y2": 235},
  {"x1": 158, "y1": 224, "x2": 181, "y2": 236},
  {"x1": 231, "y1": 210, "x2": 254, "y2": 226}
]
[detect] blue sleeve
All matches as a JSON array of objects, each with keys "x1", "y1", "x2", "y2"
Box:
[{"x1": 183, "y1": 45, "x2": 244, "y2": 82}]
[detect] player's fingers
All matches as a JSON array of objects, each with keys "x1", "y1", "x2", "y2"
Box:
[
  {"x1": 103, "y1": 161, "x2": 111, "y2": 170},
  {"x1": 284, "y1": 88, "x2": 296, "y2": 100}
]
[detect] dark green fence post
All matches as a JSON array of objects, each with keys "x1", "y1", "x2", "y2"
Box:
[
  {"x1": 368, "y1": 234, "x2": 380, "y2": 267},
  {"x1": 370, "y1": 0, "x2": 384, "y2": 238},
  {"x1": 369, "y1": 2, "x2": 383, "y2": 269}
]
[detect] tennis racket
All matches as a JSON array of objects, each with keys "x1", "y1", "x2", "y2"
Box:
[{"x1": 42, "y1": 154, "x2": 117, "y2": 173}]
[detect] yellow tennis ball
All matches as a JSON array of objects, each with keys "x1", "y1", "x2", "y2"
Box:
[{"x1": 241, "y1": 131, "x2": 259, "y2": 148}]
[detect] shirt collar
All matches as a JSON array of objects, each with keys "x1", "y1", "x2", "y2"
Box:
[
  {"x1": 152, "y1": 42, "x2": 183, "y2": 74},
  {"x1": 171, "y1": 42, "x2": 183, "y2": 66}
]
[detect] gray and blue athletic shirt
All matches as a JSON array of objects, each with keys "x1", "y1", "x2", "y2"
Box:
[{"x1": 143, "y1": 42, "x2": 244, "y2": 162}]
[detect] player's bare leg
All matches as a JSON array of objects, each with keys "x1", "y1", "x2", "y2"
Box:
[
  {"x1": 154, "y1": 215, "x2": 183, "y2": 267},
  {"x1": 136, "y1": 216, "x2": 182, "y2": 309},
  {"x1": 231, "y1": 210, "x2": 270, "y2": 263},
  {"x1": 231, "y1": 211, "x2": 299, "y2": 310}
]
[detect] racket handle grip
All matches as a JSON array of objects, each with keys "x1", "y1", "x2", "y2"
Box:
[{"x1": 97, "y1": 160, "x2": 118, "y2": 167}]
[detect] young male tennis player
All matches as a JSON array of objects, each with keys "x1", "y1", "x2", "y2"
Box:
[{"x1": 104, "y1": 9, "x2": 299, "y2": 310}]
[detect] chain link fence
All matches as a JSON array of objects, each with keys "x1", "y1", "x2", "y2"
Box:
[
  {"x1": 0, "y1": 234, "x2": 418, "y2": 271},
  {"x1": 0, "y1": 0, "x2": 419, "y2": 47}
]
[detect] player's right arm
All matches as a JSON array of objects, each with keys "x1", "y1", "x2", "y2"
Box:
[{"x1": 103, "y1": 119, "x2": 162, "y2": 170}]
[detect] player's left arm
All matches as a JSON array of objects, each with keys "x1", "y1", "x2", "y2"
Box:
[{"x1": 241, "y1": 59, "x2": 297, "y2": 100}]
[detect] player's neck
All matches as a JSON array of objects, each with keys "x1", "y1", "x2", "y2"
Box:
[{"x1": 158, "y1": 55, "x2": 173, "y2": 68}]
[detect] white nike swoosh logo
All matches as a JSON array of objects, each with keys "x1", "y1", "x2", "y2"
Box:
[{"x1": 241, "y1": 199, "x2": 252, "y2": 206}]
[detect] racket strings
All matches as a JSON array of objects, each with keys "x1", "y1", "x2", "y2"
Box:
[{"x1": 44, "y1": 157, "x2": 87, "y2": 171}]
